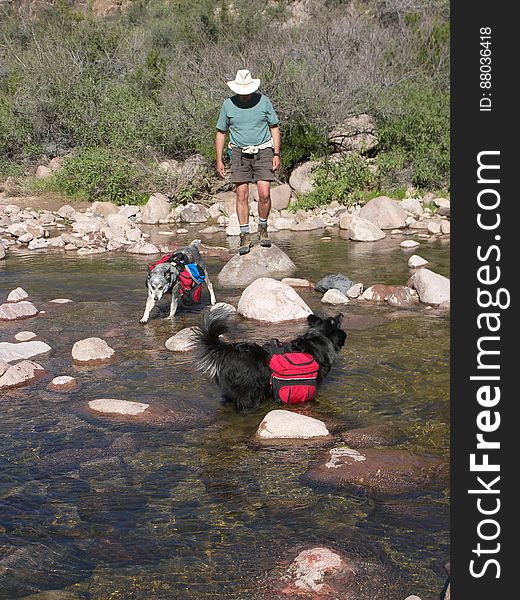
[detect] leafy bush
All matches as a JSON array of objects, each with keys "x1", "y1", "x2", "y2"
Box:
[
  {"x1": 292, "y1": 154, "x2": 374, "y2": 211},
  {"x1": 54, "y1": 148, "x2": 149, "y2": 205},
  {"x1": 374, "y1": 80, "x2": 450, "y2": 190},
  {"x1": 280, "y1": 119, "x2": 330, "y2": 176},
  {"x1": 0, "y1": 0, "x2": 449, "y2": 196}
]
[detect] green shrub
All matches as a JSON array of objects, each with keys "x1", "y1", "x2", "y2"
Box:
[
  {"x1": 291, "y1": 154, "x2": 374, "y2": 211},
  {"x1": 280, "y1": 119, "x2": 330, "y2": 176},
  {"x1": 54, "y1": 148, "x2": 149, "y2": 205},
  {"x1": 374, "y1": 80, "x2": 450, "y2": 190}
]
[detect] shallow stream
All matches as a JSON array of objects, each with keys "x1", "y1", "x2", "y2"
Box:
[{"x1": 0, "y1": 227, "x2": 450, "y2": 599}]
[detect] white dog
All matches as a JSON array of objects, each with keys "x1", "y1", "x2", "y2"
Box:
[{"x1": 140, "y1": 240, "x2": 216, "y2": 324}]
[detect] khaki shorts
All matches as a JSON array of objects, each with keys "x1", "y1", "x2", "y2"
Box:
[{"x1": 229, "y1": 147, "x2": 276, "y2": 183}]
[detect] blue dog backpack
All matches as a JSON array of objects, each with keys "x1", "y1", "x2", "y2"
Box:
[
  {"x1": 269, "y1": 352, "x2": 319, "y2": 404},
  {"x1": 178, "y1": 263, "x2": 205, "y2": 305}
]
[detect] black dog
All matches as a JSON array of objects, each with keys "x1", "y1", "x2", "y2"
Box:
[{"x1": 193, "y1": 307, "x2": 347, "y2": 409}]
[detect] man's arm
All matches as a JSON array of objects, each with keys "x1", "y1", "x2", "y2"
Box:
[
  {"x1": 270, "y1": 125, "x2": 281, "y2": 171},
  {"x1": 215, "y1": 130, "x2": 227, "y2": 178}
]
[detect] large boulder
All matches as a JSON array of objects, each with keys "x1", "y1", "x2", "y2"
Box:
[
  {"x1": 0, "y1": 340, "x2": 52, "y2": 363},
  {"x1": 91, "y1": 201, "x2": 119, "y2": 218},
  {"x1": 270, "y1": 184, "x2": 292, "y2": 210},
  {"x1": 410, "y1": 268, "x2": 450, "y2": 305},
  {"x1": 256, "y1": 410, "x2": 330, "y2": 439},
  {"x1": 72, "y1": 337, "x2": 115, "y2": 365},
  {"x1": 302, "y1": 446, "x2": 447, "y2": 497},
  {"x1": 177, "y1": 203, "x2": 210, "y2": 223},
  {"x1": 400, "y1": 198, "x2": 424, "y2": 217},
  {"x1": 140, "y1": 193, "x2": 170, "y2": 224},
  {"x1": 238, "y1": 277, "x2": 312, "y2": 322},
  {"x1": 217, "y1": 244, "x2": 296, "y2": 288},
  {"x1": 289, "y1": 160, "x2": 319, "y2": 194},
  {"x1": 0, "y1": 360, "x2": 46, "y2": 390},
  {"x1": 345, "y1": 216, "x2": 386, "y2": 241},
  {"x1": 329, "y1": 113, "x2": 378, "y2": 153},
  {"x1": 358, "y1": 196, "x2": 407, "y2": 229}
]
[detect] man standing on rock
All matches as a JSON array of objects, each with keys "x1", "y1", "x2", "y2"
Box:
[{"x1": 215, "y1": 69, "x2": 281, "y2": 255}]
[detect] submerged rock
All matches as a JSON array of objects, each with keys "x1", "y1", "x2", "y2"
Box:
[
  {"x1": 217, "y1": 244, "x2": 296, "y2": 288},
  {"x1": 238, "y1": 278, "x2": 312, "y2": 322},
  {"x1": 263, "y1": 543, "x2": 405, "y2": 600},
  {"x1": 340, "y1": 424, "x2": 404, "y2": 448},
  {"x1": 165, "y1": 328, "x2": 197, "y2": 352},
  {"x1": 302, "y1": 447, "x2": 447, "y2": 498},
  {"x1": 88, "y1": 398, "x2": 150, "y2": 415},
  {"x1": 256, "y1": 410, "x2": 330, "y2": 440},
  {"x1": 81, "y1": 398, "x2": 212, "y2": 430}
]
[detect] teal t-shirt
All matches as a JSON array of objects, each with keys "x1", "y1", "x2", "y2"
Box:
[{"x1": 216, "y1": 93, "x2": 279, "y2": 148}]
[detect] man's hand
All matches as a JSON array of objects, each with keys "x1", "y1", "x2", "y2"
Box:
[
  {"x1": 272, "y1": 155, "x2": 281, "y2": 172},
  {"x1": 216, "y1": 159, "x2": 226, "y2": 178}
]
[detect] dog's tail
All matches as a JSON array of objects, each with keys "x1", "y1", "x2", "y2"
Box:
[{"x1": 192, "y1": 306, "x2": 233, "y2": 380}]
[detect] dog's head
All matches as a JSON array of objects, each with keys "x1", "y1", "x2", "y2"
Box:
[
  {"x1": 146, "y1": 262, "x2": 180, "y2": 301},
  {"x1": 307, "y1": 313, "x2": 347, "y2": 349}
]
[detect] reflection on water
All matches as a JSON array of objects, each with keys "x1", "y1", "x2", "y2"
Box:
[{"x1": 0, "y1": 229, "x2": 449, "y2": 599}]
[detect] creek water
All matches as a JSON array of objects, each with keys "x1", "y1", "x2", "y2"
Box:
[{"x1": 0, "y1": 227, "x2": 449, "y2": 599}]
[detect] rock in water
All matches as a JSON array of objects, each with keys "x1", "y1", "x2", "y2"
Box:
[
  {"x1": 238, "y1": 277, "x2": 312, "y2": 322},
  {"x1": 321, "y1": 289, "x2": 350, "y2": 305},
  {"x1": 358, "y1": 196, "x2": 408, "y2": 229},
  {"x1": 88, "y1": 399, "x2": 149, "y2": 415},
  {"x1": 256, "y1": 410, "x2": 330, "y2": 439},
  {"x1": 217, "y1": 244, "x2": 296, "y2": 288},
  {"x1": 0, "y1": 360, "x2": 46, "y2": 390},
  {"x1": 346, "y1": 216, "x2": 386, "y2": 241},
  {"x1": 165, "y1": 328, "x2": 197, "y2": 352},
  {"x1": 6, "y1": 287, "x2": 29, "y2": 303},
  {"x1": 0, "y1": 340, "x2": 51, "y2": 363},
  {"x1": 411, "y1": 268, "x2": 450, "y2": 305},
  {"x1": 72, "y1": 337, "x2": 115, "y2": 365},
  {"x1": 0, "y1": 300, "x2": 39, "y2": 323},
  {"x1": 140, "y1": 193, "x2": 170, "y2": 224},
  {"x1": 315, "y1": 274, "x2": 353, "y2": 295},
  {"x1": 302, "y1": 446, "x2": 447, "y2": 497}
]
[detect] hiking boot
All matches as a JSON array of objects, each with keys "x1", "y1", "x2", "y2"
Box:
[
  {"x1": 238, "y1": 231, "x2": 252, "y2": 255},
  {"x1": 258, "y1": 223, "x2": 272, "y2": 247}
]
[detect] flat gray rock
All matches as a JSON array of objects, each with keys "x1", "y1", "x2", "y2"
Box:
[{"x1": 0, "y1": 340, "x2": 51, "y2": 363}]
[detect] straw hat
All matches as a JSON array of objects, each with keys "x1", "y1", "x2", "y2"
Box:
[{"x1": 227, "y1": 69, "x2": 261, "y2": 95}]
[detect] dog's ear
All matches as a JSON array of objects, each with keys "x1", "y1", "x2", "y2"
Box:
[
  {"x1": 333, "y1": 313, "x2": 344, "y2": 325},
  {"x1": 307, "y1": 314, "x2": 322, "y2": 327}
]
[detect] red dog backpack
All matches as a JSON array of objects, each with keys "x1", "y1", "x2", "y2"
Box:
[{"x1": 269, "y1": 352, "x2": 319, "y2": 404}]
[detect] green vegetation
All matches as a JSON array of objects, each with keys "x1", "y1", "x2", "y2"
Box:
[
  {"x1": 291, "y1": 154, "x2": 374, "y2": 211},
  {"x1": 0, "y1": 0, "x2": 449, "y2": 203}
]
